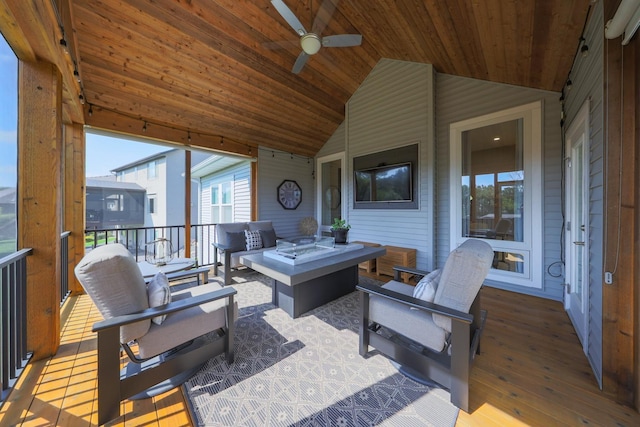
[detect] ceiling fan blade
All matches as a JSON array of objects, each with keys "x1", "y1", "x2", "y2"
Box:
[
  {"x1": 312, "y1": 0, "x2": 338, "y2": 35},
  {"x1": 292, "y1": 51, "x2": 309, "y2": 74},
  {"x1": 271, "y1": 0, "x2": 307, "y2": 36},
  {"x1": 322, "y1": 34, "x2": 362, "y2": 47}
]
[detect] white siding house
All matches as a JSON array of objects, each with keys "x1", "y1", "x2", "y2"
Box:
[{"x1": 112, "y1": 148, "x2": 210, "y2": 253}]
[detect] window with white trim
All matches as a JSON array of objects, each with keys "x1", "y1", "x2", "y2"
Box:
[
  {"x1": 147, "y1": 160, "x2": 158, "y2": 179},
  {"x1": 450, "y1": 101, "x2": 542, "y2": 288},
  {"x1": 211, "y1": 181, "x2": 233, "y2": 223}
]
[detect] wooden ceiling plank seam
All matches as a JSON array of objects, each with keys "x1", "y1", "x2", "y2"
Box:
[
  {"x1": 84, "y1": 75, "x2": 327, "y2": 153},
  {"x1": 397, "y1": 1, "x2": 460, "y2": 70},
  {"x1": 79, "y1": 49, "x2": 339, "y2": 136},
  {"x1": 444, "y1": 0, "x2": 489, "y2": 78},
  {"x1": 418, "y1": 2, "x2": 478, "y2": 76},
  {"x1": 73, "y1": 2, "x2": 347, "y2": 121},
  {"x1": 122, "y1": 0, "x2": 353, "y2": 108},
  {"x1": 71, "y1": 15, "x2": 344, "y2": 132},
  {"x1": 86, "y1": 100, "x2": 319, "y2": 157}
]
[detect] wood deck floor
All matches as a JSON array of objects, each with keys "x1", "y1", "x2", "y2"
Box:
[{"x1": 1, "y1": 272, "x2": 638, "y2": 426}]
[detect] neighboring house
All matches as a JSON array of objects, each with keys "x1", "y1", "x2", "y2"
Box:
[
  {"x1": 191, "y1": 153, "x2": 252, "y2": 263},
  {"x1": 0, "y1": 187, "x2": 16, "y2": 258},
  {"x1": 110, "y1": 148, "x2": 210, "y2": 253},
  {"x1": 85, "y1": 176, "x2": 145, "y2": 229}
]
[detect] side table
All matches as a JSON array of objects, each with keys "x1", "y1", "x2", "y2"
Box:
[
  {"x1": 376, "y1": 245, "x2": 417, "y2": 283},
  {"x1": 352, "y1": 241, "x2": 381, "y2": 272}
]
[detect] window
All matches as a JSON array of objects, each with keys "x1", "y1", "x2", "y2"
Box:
[
  {"x1": 147, "y1": 160, "x2": 158, "y2": 179},
  {"x1": 450, "y1": 102, "x2": 542, "y2": 288},
  {"x1": 210, "y1": 181, "x2": 233, "y2": 223},
  {"x1": 0, "y1": 37, "x2": 18, "y2": 257},
  {"x1": 148, "y1": 195, "x2": 157, "y2": 214}
]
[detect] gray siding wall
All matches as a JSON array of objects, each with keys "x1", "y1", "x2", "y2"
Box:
[
  {"x1": 317, "y1": 121, "x2": 346, "y2": 157},
  {"x1": 435, "y1": 74, "x2": 564, "y2": 300},
  {"x1": 564, "y1": 1, "x2": 603, "y2": 387},
  {"x1": 345, "y1": 59, "x2": 436, "y2": 269},
  {"x1": 257, "y1": 149, "x2": 315, "y2": 238}
]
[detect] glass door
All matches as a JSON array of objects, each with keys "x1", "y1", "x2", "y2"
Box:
[{"x1": 316, "y1": 153, "x2": 345, "y2": 236}]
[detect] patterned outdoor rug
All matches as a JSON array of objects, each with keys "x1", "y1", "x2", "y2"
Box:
[{"x1": 183, "y1": 271, "x2": 459, "y2": 427}]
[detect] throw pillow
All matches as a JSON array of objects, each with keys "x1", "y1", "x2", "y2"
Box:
[
  {"x1": 225, "y1": 231, "x2": 246, "y2": 252},
  {"x1": 244, "y1": 229, "x2": 263, "y2": 250},
  {"x1": 147, "y1": 272, "x2": 171, "y2": 325},
  {"x1": 413, "y1": 269, "x2": 442, "y2": 303},
  {"x1": 259, "y1": 228, "x2": 277, "y2": 248}
]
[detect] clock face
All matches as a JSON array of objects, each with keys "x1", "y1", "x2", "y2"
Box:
[{"x1": 277, "y1": 180, "x2": 302, "y2": 210}]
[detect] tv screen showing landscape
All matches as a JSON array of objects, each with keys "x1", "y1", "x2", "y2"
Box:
[{"x1": 355, "y1": 162, "x2": 412, "y2": 203}]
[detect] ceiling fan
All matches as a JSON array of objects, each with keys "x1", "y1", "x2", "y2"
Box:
[{"x1": 271, "y1": 0, "x2": 362, "y2": 74}]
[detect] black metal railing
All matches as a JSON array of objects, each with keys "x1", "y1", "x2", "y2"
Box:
[
  {"x1": 60, "y1": 231, "x2": 71, "y2": 306},
  {"x1": 84, "y1": 223, "x2": 217, "y2": 266},
  {"x1": 0, "y1": 248, "x2": 33, "y2": 405}
]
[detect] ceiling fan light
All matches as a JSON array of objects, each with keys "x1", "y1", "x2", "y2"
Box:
[{"x1": 300, "y1": 33, "x2": 322, "y2": 55}]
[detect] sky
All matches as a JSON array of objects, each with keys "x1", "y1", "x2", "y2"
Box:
[
  {"x1": 85, "y1": 132, "x2": 167, "y2": 177},
  {"x1": 0, "y1": 37, "x2": 17, "y2": 188},
  {"x1": 0, "y1": 36, "x2": 166, "y2": 185}
]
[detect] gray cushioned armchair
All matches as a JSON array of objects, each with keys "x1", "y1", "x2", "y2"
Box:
[
  {"x1": 357, "y1": 239, "x2": 493, "y2": 412},
  {"x1": 75, "y1": 243, "x2": 237, "y2": 425}
]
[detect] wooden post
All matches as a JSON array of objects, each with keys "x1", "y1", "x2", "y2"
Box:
[
  {"x1": 184, "y1": 150, "x2": 191, "y2": 259},
  {"x1": 602, "y1": 0, "x2": 638, "y2": 407},
  {"x1": 251, "y1": 160, "x2": 258, "y2": 221},
  {"x1": 18, "y1": 60, "x2": 62, "y2": 359},
  {"x1": 64, "y1": 123, "x2": 86, "y2": 294}
]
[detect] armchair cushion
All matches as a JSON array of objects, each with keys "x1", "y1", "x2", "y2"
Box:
[
  {"x1": 370, "y1": 280, "x2": 447, "y2": 352},
  {"x1": 147, "y1": 272, "x2": 171, "y2": 325},
  {"x1": 136, "y1": 282, "x2": 238, "y2": 359},
  {"x1": 413, "y1": 269, "x2": 441, "y2": 303},
  {"x1": 74, "y1": 243, "x2": 150, "y2": 343},
  {"x1": 432, "y1": 239, "x2": 493, "y2": 332}
]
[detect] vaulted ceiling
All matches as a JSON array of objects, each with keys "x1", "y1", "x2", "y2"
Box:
[{"x1": 4, "y1": 0, "x2": 592, "y2": 157}]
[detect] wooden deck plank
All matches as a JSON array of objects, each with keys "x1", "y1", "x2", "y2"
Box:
[{"x1": 2, "y1": 278, "x2": 639, "y2": 427}]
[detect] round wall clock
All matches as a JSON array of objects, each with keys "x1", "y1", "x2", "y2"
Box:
[{"x1": 277, "y1": 179, "x2": 302, "y2": 210}]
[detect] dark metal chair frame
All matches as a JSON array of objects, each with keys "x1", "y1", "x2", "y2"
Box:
[
  {"x1": 92, "y1": 287, "x2": 236, "y2": 424},
  {"x1": 357, "y1": 266, "x2": 487, "y2": 412}
]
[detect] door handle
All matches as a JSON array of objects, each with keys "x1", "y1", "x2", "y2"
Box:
[{"x1": 573, "y1": 241, "x2": 585, "y2": 246}]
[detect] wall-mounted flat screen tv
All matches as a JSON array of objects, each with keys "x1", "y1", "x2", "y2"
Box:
[{"x1": 355, "y1": 162, "x2": 412, "y2": 203}]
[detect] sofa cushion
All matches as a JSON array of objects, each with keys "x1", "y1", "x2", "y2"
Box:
[
  {"x1": 248, "y1": 220, "x2": 273, "y2": 231},
  {"x1": 225, "y1": 231, "x2": 247, "y2": 252},
  {"x1": 259, "y1": 228, "x2": 277, "y2": 248},
  {"x1": 244, "y1": 230, "x2": 263, "y2": 250},
  {"x1": 147, "y1": 272, "x2": 171, "y2": 325},
  {"x1": 216, "y1": 222, "x2": 249, "y2": 246}
]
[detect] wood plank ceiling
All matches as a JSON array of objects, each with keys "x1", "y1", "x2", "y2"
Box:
[{"x1": 72, "y1": 0, "x2": 591, "y2": 157}]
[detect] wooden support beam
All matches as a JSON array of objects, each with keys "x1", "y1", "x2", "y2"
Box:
[
  {"x1": 18, "y1": 60, "x2": 63, "y2": 359},
  {"x1": 184, "y1": 150, "x2": 191, "y2": 259},
  {"x1": 64, "y1": 123, "x2": 86, "y2": 294},
  {"x1": 251, "y1": 160, "x2": 258, "y2": 221},
  {"x1": 85, "y1": 106, "x2": 256, "y2": 157},
  {"x1": 602, "y1": 0, "x2": 638, "y2": 407}
]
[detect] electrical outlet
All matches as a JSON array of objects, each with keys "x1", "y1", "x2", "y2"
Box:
[{"x1": 605, "y1": 272, "x2": 613, "y2": 284}]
